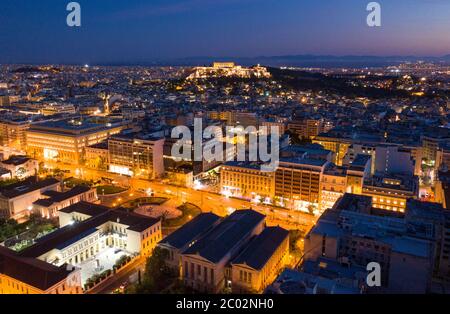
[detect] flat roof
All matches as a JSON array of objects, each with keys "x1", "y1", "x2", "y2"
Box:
[
  {"x1": 279, "y1": 157, "x2": 328, "y2": 168},
  {"x1": 0, "y1": 177, "x2": 59, "y2": 199}
]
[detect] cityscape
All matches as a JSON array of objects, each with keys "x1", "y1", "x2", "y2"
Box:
[{"x1": 0, "y1": 0, "x2": 449, "y2": 300}]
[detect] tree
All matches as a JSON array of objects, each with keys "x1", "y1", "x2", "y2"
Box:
[{"x1": 133, "y1": 247, "x2": 175, "y2": 294}]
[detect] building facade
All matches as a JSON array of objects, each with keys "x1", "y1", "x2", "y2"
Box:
[
  {"x1": 108, "y1": 135, "x2": 164, "y2": 179},
  {"x1": 220, "y1": 162, "x2": 275, "y2": 200},
  {"x1": 26, "y1": 118, "x2": 124, "y2": 165}
]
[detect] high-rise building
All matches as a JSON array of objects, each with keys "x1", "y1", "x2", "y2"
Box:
[{"x1": 275, "y1": 158, "x2": 329, "y2": 211}]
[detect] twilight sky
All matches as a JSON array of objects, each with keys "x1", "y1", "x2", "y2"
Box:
[{"x1": 0, "y1": 0, "x2": 449, "y2": 64}]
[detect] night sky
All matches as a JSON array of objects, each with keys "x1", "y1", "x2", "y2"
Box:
[{"x1": 0, "y1": 0, "x2": 449, "y2": 64}]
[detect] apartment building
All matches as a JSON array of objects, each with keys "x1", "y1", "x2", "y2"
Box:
[
  {"x1": 0, "y1": 120, "x2": 30, "y2": 151},
  {"x1": 84, "y1": 142, "x2": 109, "y2": 170},
  {"x1": 320, "y1": 164, "x2": 348, "y2": 211},
  {"x1": 313, "y1": 135, "x2": 352, "y2": 166},
  {"x1": 362, "y1": 173, "x2": 419, "y2": 213},
  {"x1": 288, "y1": 119, "x2": 329, "y2": 140}
]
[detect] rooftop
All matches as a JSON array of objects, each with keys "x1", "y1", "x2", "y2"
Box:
[
  {"x1": 33, "y1": 185, "x2": 92, "y2": 207},
  {"x1": 278, "y1": 157, "x2": 328, "y2": 168},
  {"x1": 159, "y1": 213, "x2": 221, "y2": 250},
  {"x1": 0, "y1": 177, "x2": 59, "y2": 199},
  {"x1": 232, "y1": 226, "x2": 289, "y2": 270},
  {"x1": 183, "y1": 210, "x2": 265, "y2": 263},
  {"x1": 0, "y1": 155, "x2": 33, "y2": 166},
  {"x1": 0, "y1": 246, "x2": 75, "y2": 291},
  {"x1": 20, "y1": 202, "x2": 160, "y2": 258}
]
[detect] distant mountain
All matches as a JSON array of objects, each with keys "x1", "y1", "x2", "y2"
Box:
[{"x1": 150, "y1": 54, "x2": 450, "y2": 68}]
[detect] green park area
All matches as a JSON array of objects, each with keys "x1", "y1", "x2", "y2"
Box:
[
  {"x1": 96, "y1": 185, "x2": 128, "y2": 195},
  {"x1": 0, "y1": 214, "x2": 58, "y2": 251},
  {"x1": 64, "y1": 177, "x2": 93, "y2": 188},
  {"x1": 121, "y1": 197, "x2": 169, "y2": 209},
  {"x1": 162, "y1": 203, "x2": 202, "y2": 228}
]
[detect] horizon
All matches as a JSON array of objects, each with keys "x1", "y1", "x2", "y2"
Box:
[
  {"x1": 2, "y1": 53, "x2": 450, "y2": 68},
  {"x1": 1, "y1": 0, "x2": 449, "y2": 64}
]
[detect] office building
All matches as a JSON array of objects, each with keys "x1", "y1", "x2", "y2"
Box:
[
  {"x1": 220, "y1": 162, "x2": 275, "y2": 200},
  {"x1": 26, "y1": 118, "x2": 125, "y2": 165},
  {"x1": 275, "y1": 158, "x2": 329, "y2": 212},
  {"x1": 108, "y1": 134, "x2": 164, "y2": 179}
]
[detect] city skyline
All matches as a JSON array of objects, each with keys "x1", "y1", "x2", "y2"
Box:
[{"x1": 1, "y1": 0, "x2": 450, "y2": 64}]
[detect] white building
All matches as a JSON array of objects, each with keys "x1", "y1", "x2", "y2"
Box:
[
  {"x1": 0, "y1": 155, "x2": 38, "y2": 179},
  {"x1": 0, "y1": 177, "x2": 60, "y2": 220},
  {"x1": 20, "y1": 202, "x2": 162, "y2": 268},
  {"x1": 32, "y1": 185, "x2": 98, "y2": 218}
]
